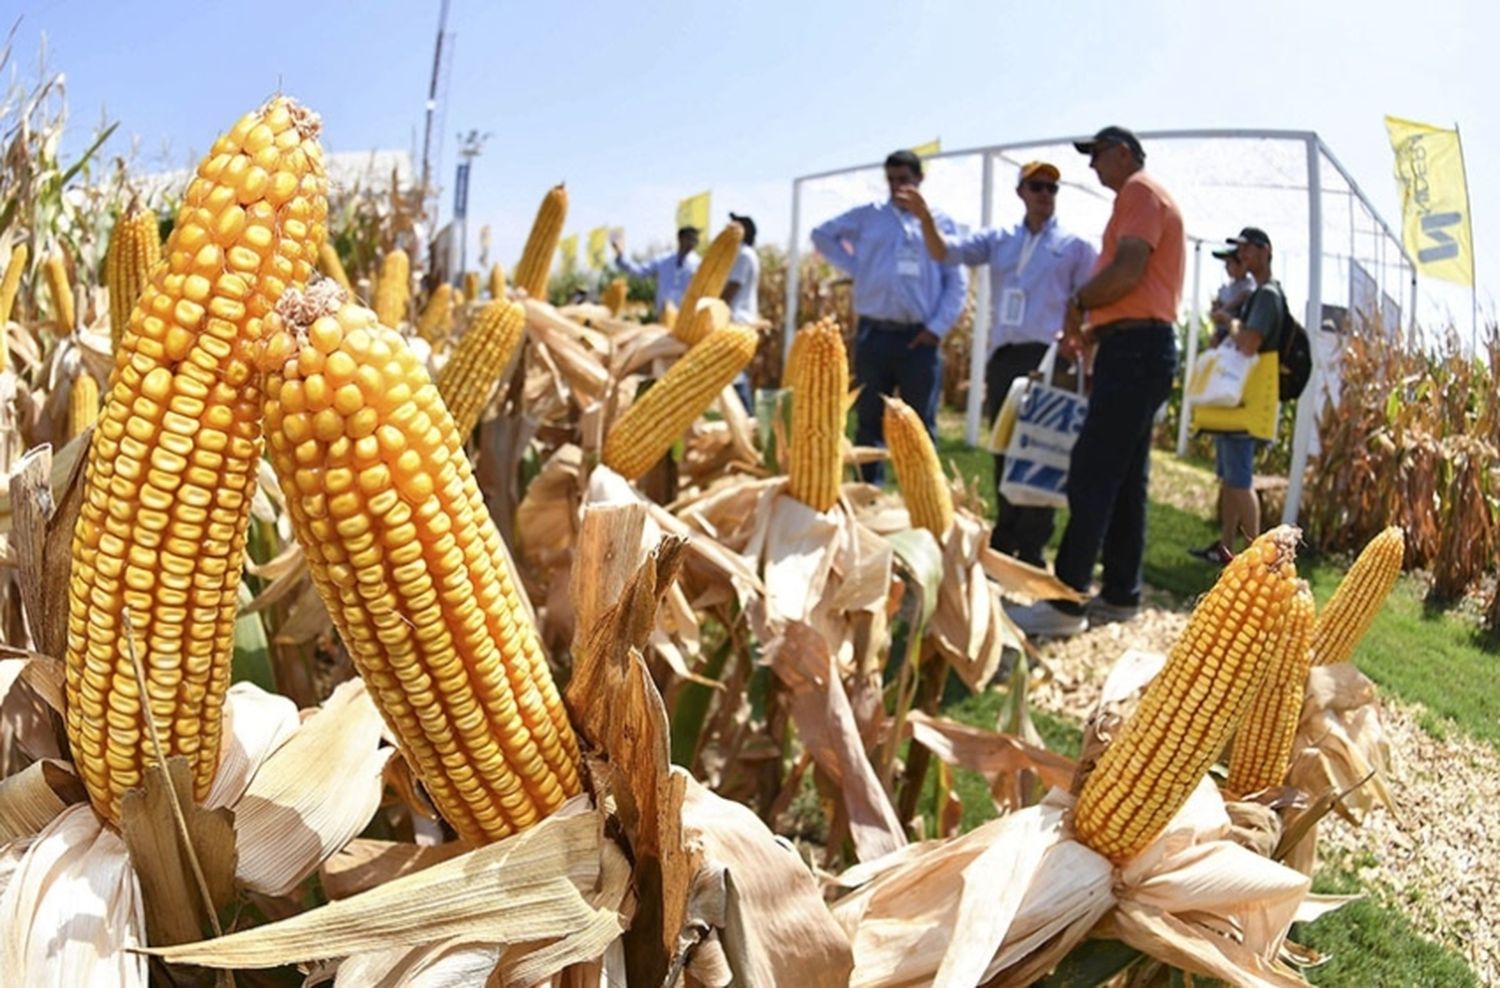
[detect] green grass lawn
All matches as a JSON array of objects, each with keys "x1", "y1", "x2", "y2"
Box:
[{"x1": 928, "y1": 411, "x2": 1492, "y2": 986}]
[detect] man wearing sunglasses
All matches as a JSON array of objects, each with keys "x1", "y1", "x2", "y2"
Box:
[
  {"x1": 1006, "y1": 126, "x2": 1184, "y2": 638},
  {"x1": 897, "y1": 162, "x2": 1097, "y2": 565},
  {"x1": 811, "y1": 149, "x2": 968, "y2": 483}
]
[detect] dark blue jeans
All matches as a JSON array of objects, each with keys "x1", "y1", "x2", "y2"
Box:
[
  {"x1": 1053, "y1": 324, "x2": 1177, "y2": 608},
  {"x1": 853, "y1": 318, "x2": 941, "y2": 484}
]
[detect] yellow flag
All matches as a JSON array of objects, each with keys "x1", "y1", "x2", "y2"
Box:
[
  {"x1": 1385, "y1": 116, "x2": 1474, "y2": 286},
  {"x1": 910, "y1": 138, "x2": 941, "y2": 160},
  {"x1": 559, "y1": 233, "x2": 578, "y2": 273},
  {"x1": 587, "y1": 226, "x2": 608, "y2": 269},
  {"x1": 676, "y1": 190, "x2": 710, "y2": 253}
]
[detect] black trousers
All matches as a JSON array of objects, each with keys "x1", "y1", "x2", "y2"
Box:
[{"x1": 984, "y1": 342, "x2": 1055, "y2": 564}]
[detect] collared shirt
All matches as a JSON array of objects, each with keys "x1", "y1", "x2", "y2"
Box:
[
  {"x1": 615, "y1": 250, "x2": 700, "y2": 312},
  {"x1": 810, "y1": 200, "x2": 968, "y2": 337},
  {"x1": 1088, "y1": 170, "x2": 1185, "y2": 327},
  {"x1": 726, "y1": 245, "x2": 760, "y2": 323},
  {"x1": 939, "y1": 216, "x2": 1097, "y2": 352}
]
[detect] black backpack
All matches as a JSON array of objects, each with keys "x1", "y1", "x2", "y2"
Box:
[{"x1": 1276, "y1": 302, "x2": 1312, "y2": 401}]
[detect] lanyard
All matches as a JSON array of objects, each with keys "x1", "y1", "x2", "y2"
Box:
[{"x1": 1015, "y1": 228, "x2": 1042, "y2": 277}]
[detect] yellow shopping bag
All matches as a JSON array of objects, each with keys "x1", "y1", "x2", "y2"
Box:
[{"x1": 1190, "y1": 350, "x2": 1280, "y2": 440}]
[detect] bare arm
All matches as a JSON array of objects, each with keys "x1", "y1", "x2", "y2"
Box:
[
  {"x1": 892, "y1": 187, "x2": 948, "y2": 261},
  {"x1": 1076, "y1": 237, "x2": 1151, "y2": 310}
]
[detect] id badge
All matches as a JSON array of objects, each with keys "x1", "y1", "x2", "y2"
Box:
[
  {"x1": 999, "y1": 287, "x2": 1026, "y2": 326},
  {"x1": 896, "y1": 244, "x2": 922, "y2": 278}
]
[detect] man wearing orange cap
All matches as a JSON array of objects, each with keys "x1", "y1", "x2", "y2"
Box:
[{"x1": 899, "y1": 161, "x2": 1096, "y2": 565}]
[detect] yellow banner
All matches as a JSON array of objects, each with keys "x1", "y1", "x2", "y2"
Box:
[
  {"x1": 587, "y1": 226, "x2": 608, "y2": 269},
  {"x1": 910, "y1": 138, "x2": 941, "y2": 160},
  {"x1": 559, "y1": 233, "x2": 578, "y2": 273},
  {"x1": 1385, "y1": 115, "x2": 1474, "y2": 286},
  {"x1": 676, "y1": 190, "x2": 710, "y2": 253}
]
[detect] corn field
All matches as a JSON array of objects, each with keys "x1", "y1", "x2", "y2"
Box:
[{"x1": 0, "y1": 43, "x2": 1426, "y2": 987}]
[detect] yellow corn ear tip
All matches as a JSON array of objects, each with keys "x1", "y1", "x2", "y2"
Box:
[
  {"x1": 602, "y1": 322, "x2": 760, "y2": 480},
  {"x1": 65, "y1": 96, "x2": 328, "y2": 825},
  {"x1": 1224, "y1": 582, "x2": 1317, "y2": 797},
  {"x1": 375, "y1": 249, "x2": 411, "y2": 328},
  {"x1": 436, "y1": 299, "x2": 527, "y2": 436},
  {"x1": 882, "y1": 394, "x2": 954, "y2": 537},
  {"x1": 1311, "y1": 525, "x2": 1404, "y2": 667},
  {"x1": 672, "y1": 222, "x2": 744, "y2": 342},
  {"x1": 68, "y1": 370, "x2": 100, "y2": 439},
  {"x1": 260, "y1": 95, "x2": 322, "y2": 140},
  {"x1": 1072, "y1": 525, "x2": 1301, "y2": 861},
  {"x1": 263, "y1": 286, "x2": 580, "y2": 844},
  {"x1": 489, "y1": 262, "x2": 506, "y2": 299},
  {"x1": 785, "y1": 319, "x2": 848, "y2": 512},
  {"x1": 515, "y1": 184, "x2": 568, "y2": 300},
  {"x1": 318, "y1": 242, "x2": 352, "y2": 292}
]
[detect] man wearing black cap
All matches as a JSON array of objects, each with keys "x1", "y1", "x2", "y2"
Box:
[
  {"x1": 1208, "y1": 244, "x2": 1255, "y2": 347},
  {"x1": 1007, "y1": 126, "x2": 1184, "y2": 638},
  {"x1": 723, "y1": 212, "x2": 761, "y2": 409},
  {"x1": 1189, "y1": 227, "x2": 1284, "y2": 566},
  {"x1": 612, "y1": 225, "x2": 700, "y2": 316}
]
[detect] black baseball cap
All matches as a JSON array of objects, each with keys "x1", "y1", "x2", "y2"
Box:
[
  {"x1": 1229, "y1": 226, "x2": 1271, "y2": 250},
  {"x1": 729, "y1": 212, "x2": 757, "y2": 244},
  {"x1": 1211, "y1": 245, "x2": 1239, "y2": 260},
  {"x1": 1074, "y1": 126, "x2": 1146, "y2": 162}
]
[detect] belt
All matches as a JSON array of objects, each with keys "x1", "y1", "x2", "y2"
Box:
[
  {"x1": 860, "y1": 316, "x2": 925, "y2": 332},
  {"x1": 1092, "y1": 318, "x2": 1171, "y2": 340}
]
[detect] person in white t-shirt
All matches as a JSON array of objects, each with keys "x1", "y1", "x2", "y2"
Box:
[{"x1": 722, "y1": 212, "x2": 761, "y2": 409}]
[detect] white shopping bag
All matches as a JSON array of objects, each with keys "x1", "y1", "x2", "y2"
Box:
[
  {"x1": 1189, "y1": 343, "x2": 1259, "y2": 408},
  {"x1": 997, "y1": 345, "x2": 1088, "y2": 509}
]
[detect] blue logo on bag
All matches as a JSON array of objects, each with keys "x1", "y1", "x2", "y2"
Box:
[{"x1": 1020, "y1": 390, "x2": 1087, "y2": 435}]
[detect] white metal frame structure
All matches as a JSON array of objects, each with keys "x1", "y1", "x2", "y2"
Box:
[{"x1": 783, "y1": 129, "x2": 1415, "y2": 526}]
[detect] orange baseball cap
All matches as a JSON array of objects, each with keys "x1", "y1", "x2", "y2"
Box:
[{"x1": 1019, "y1": 161, "x2": 1060, "y2": 183}]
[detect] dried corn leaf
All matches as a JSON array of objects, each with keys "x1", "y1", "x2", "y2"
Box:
[
  {"x1": 233, "y1": 679, "x2": 392, "y2": 896},
  {"x1": 320, "y1": 839, "x2": 465, "y2": 901},
  {"x1": 146, "y1": 805, "x2": 622, "y2": 970},
  {"x1": 0, "y1": 804, "x2": 147, "y2": 985},
  {"x1": 0, "y1": 758, "x2": 79, "y2": 842},
  {"x1": 204, "y1": 681, "x2": 300, "y2": 810},
  {"x1": 905, "y1": 710, "x2": 1075, "y2": 794},
  {"x1": 1287, "y1": 662, "x2": 1396, "y2": 824}
]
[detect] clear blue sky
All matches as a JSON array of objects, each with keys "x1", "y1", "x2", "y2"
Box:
[{"x1": 11, "y1": 0, "x2": 1495, "y2": 326}]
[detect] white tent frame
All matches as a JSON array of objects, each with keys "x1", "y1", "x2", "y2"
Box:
[{"x1": 782, "y1": 129, "x2": 1415, "y2": 527}]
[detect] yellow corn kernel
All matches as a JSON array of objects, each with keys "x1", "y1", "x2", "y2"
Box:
[
  {"x1": 44, "y1": 249, "x2": 75, "y2": 334},
  {"x1": 262, "y1": 285, "x2": 580, "y2": 844},
  {"x1": 673, "y1": 222, "x2": 743, "y2": 343},
  {"x1": 602, "y1": 322, "x2": 759, "y2": 480},
  {"x1": 514, "y1": 184, "x2": 567, "y2": 300},
  {"x1": 883, "y1": 396, "x2": 954, "y2": 537},
  {"x1": 436, "y1": 300, "x2": 526, "y2": 436},
  {"x1": 106, "y1": 207, "x2": 163, "y2": 354},
  {"x1": 65, "y1": 96, "x2": 328, "y2": 826},
  {"x1": 785, "y1": 318, "x2": 847, "y2": 512},
  {"x1": 1225, "y1": 583, "x2": 1317, "y2": 797},
  {"x1": 1311, "y1": 526, "x2": 1404, "y2": 666},
  {"x1": 1072, "y1": 526, "x2": 1301, "y2": 861},
  {"x1": 375, "y1": 249, "x2": 410, "y2": 329}
]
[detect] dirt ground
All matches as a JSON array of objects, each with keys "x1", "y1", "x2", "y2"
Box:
[{"x1": 1030, "y1": 614, "x2": 1500, "y2": 984}]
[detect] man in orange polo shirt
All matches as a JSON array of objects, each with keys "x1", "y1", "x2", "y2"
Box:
[{"x1": 1007, "y1": 126, "x2": 1184, "y2": 638}]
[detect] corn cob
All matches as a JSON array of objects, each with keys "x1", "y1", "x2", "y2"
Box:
[
  {"x1": 514, "y1": 184, "x2": 567, "y2": 300},
  {"x1": 261, "y1": 285, "x2": 580, "y2": 844},
  {"x1": 1311, "y1": 526, "x2": 1404, "y2": 666},
  {"x1": 602, "y1": 276, "x2": 627, "y2": 315},
  {"x1": 416, "y1": 283, "x2": 455, "y2": 345},
  {"x1": 318, "y1": 242, "x2": 352, "y2": 292},
  {"x1": 785, "y1": 318, "x2": 847, "y2": 512},
  {"x1": 673, "y1": 223, "x2": 742, "y2": 343},
  {"x1": 602, "y1": 322, "x2": 759, "y2": 480},
  {"x1": 489, "y1": 263, "x2": 506, "y2": 300},
  {"x1": 44, "y1": 249, "x2": 75, "y2": 334},
  {"x1": 65, "y1": 97, "x2": 327, "y2": 826},
  {"x1": 1072, "y1": 526, "x2": 1300, "y2": 861},
  {"x1": 660, "y1": 300, "x2": 679, "y2": 330},
  {"x1": 375, "y1": 249, "x2": 410, "y2": 329},
  {"x1": 883, "y1": 396, "x2": 954, "y2": 537},
  {"x1": 436, "y1": 299, "x2": 526, "y2": 436},
  {"x1": 462, "y1": 271, "x2": 479, "y2": 303},
  {"x1": 106, "y1": 206, "x2": 163, "y2": 354},
  {"x1": 0, "y1": 242, "x2": 26, "y2": 371},
  {"x1": 68, "y1": 369, "x2": 100, "y2": 440},
  {"x1": 1225, "y1": 583, "x2": 1316, "y2": 797}
]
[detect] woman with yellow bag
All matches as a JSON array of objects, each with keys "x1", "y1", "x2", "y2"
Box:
[{"x1": 1187, "y1": 227, "x2": 1285, "y2": 566}]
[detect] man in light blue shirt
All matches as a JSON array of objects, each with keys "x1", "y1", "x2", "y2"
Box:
[
  {"x1": 900, "y1": 161, "x2": 1097, "y2": 564},
  {"x1": 810, "y1": 149, "x2": 967, "y2": 483},
  {"x1": 612, "y1": 226, "x2": 700, "y2": 316}
]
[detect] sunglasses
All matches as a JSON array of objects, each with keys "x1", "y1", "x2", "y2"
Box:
[{"x1": 1024, "y1": 180, "x2": 1059, "y2": 194}]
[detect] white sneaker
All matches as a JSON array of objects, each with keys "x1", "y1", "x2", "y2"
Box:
[{"x1": 1004, "y1": 600, "x2": 1088, "y2": 639}]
